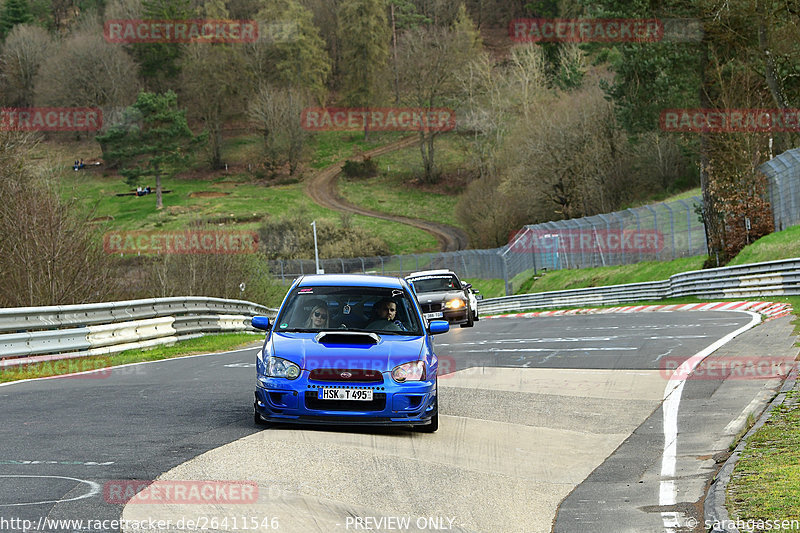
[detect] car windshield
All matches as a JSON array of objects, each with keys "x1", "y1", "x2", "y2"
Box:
[
  {"x1": 409, "y1": 275, "x2": 460, "y2": 293},
  {"x1": 275, "y1": 285, "x2": 422, "y2": 335}
]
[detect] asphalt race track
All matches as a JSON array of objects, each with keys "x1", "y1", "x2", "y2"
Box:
[{"x1": 0, "y1": 311, "x2": 794, "y2": 533}]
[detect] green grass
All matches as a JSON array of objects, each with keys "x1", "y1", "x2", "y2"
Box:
[
  {"x1": 339, "y1": 173, "x2": 462, "y2": 227},
  {"x1": 728, "y1": 225, "x2": 800, "y2": 266},
  {"x1": 309, "y1": 131, "x2": 405, "y2": 169},
  {"x1": 624, "y1": 187, "x2": 702, "y2": 208},
  {"x1": 727, "y1": 390, "x2": 800, "y2": 525},
  {"x1": 59, "y1": 167, "x2": 436, "y2": 256},
  {"x1": 514, "y1": 256, "x2": 706, "y2": 294},
  {"x1": 47, "y1": 129, "x2": 442, "y2": 256},
  {"x1": 0, "y1": 333, "x2": 260, "y2": 383},
  {"x1": 337, "y1": 134, "x2": 469, "y2": 228},
  {"x1": 464, "y1": 278, "x2": 505, "y2": 299}
]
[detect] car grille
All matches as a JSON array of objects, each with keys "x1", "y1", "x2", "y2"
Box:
[
  {"x1": 308, "y1": 368, "x2": 384, "y2": 383},
  {"x1": 420, "y1": 302, "x2": 443, "y2": 313},
  {"x1": 305, "y1": 391, "x2": 386, "y2": 411}
]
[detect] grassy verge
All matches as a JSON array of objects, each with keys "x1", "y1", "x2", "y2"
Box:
[
  {"x1": 0, "y1": 333, "x2": 261, "y2": 383},
  {"x1": 728, "y1": 224, "x2": 800, "y2": 266},
  {"x1": 309, "y1": 131, "x2": 405, "y2": 169},
  {"x1": 464, "y1": 278, "x2": 506, "y2": 299},
  {"x1": 727, "y1": 390, "x2": 800, "y2": 525},
  {"x1": 515, "y1": 256, "x2": 706, "y2": 294},
  {"x1": 337, "y1": 134, "x2": 468, "y2": 228}
]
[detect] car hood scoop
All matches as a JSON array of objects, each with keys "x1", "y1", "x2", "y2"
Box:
[
  {"x1": 271, "y1": 332, "x2": 425, "y2": 371},
  {"x1": 315, "y1": 331, "x2": 380, "y2": 345}
]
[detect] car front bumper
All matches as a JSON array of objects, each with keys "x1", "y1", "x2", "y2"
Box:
[{"x1": 254, "y1": 373, "x2": 437, "y2": 426}]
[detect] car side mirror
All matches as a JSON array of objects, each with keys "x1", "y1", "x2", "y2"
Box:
[
  {"x1": 428, "y1": 320, "x2": 449, "y2": 335},
  {"x1": 251, "y1": 316, "x2": 271, "y2": 331}
]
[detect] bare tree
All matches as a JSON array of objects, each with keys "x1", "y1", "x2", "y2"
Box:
[
  {"x1": 0, "y1": 131, "x2": 115, "y2": 306},
  {"x1": 181, "y1": 41, "x2": 249, "y2": 169},
  {"x1": 0, "y1": 23, "x2": 54, "y2": 107},
  {"x1": 104, "y1": 0, "x2": 143, "y2": 21},
  {"x1": 248, "y1": 84, "x2": 310, "y2": 175},
  {"x1": 499, "y1": 86, "x2": 635, "y2": 222},
  {"x1": 396, "y1": 22, "x2": 477, "y2": 182},
  {"x1": 34, "y1": 29, "x2": 140, "y2": 122}
]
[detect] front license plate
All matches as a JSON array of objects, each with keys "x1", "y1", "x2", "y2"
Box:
[
  {"x1": 424, "y1": 312, "x2": 443, "y2": 319},
  {"x1": 318, "y1": 388, "x2": 373, "y2": 401}
]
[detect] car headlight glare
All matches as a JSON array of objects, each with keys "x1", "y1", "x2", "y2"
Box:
[
  {"x1": 266, "y1": 356, "x2": 301, "y2": 380},
  {"x1": 392, "y1": 361, "x2": 426, "y2": 382},
  {"x1": 445, "y1": 298, "x2": 465, "y2": 309}
]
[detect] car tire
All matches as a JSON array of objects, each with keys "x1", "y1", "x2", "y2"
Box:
[
  {"x1": 414, "y1": 389, "x2": 439, "y2": 433},
  {"x1": 415, "y1": 407, "x2": 438, "y2": 433},
  {"x1": 460, "y1": 311, "x2": 474, "y2": 328},
  {"x1": 253, "y1": 407, "x2": 269, "y2": 427}
]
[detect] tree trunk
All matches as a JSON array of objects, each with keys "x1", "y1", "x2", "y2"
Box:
[
  {"x1": 699, "y1": 30, "x2": 717, "y2": 260},
  {"x1": 391, "y1": 3, "x2": 400, "y2": 105},
  {"x1": 210, "y1": 124, "x2": 223, "y2": 170},
  {"x1": 156, "y1": 168, "x2": 163, "y2": 210}
]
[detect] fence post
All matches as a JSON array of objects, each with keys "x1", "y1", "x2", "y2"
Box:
[
  {"x1": 663, "y1": 202, "x2": 675, "y2": 259},
  {"x1": 644, "y1": 204, "x2": 658, "y2": 261},
  {"x1": 627, "y1": 208, "x2": 643, "y2": 263},
  {"x1": 501, "y1": 251, "x2": 511, "y2": 296}
]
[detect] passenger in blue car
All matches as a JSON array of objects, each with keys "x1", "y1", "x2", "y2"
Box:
[
  {"x1": 366, "y1": 298, "x2": 407, "y2": 331},
  {"x1": 303, "y1": 299, "x2": 329, "y2": 329}
]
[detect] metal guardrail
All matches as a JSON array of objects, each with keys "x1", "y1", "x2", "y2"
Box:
[
  {"x1": 0, "y1": 297, "x2": 277, "y2": 369},
  {"x1": 478, "y1": 258, "x2": 800, "y2": 315}
]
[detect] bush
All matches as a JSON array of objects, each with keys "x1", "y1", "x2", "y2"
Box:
[
  {"x1": 342, "y1": 157, "x2": 378, "y2": 179},
  {"x1": 111, "y1": 251, "x2": 285, "y2": 308},
  {"x1": 257, "y1": 212, "x2": 390, "y2": 260},
  {"x1": 0, "y1": 131, "x2": 116, "y2": 306}
]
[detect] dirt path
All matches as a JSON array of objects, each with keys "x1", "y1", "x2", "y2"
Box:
[{"x1": 305, "y1": 135, "x2": 469, "y2": 252}]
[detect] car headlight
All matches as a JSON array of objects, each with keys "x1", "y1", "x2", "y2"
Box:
[
  {"x1": 392, "y1": 361, "x2": 426, "y2": 382},
  {"x1": 445, "y1": 298, "x2": 465, "y2": 309},
  {"x1": 266, "y1": 356, "x2": 301, "y2": 379}
]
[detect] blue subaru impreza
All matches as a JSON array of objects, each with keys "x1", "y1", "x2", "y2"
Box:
[{"x1": 252, "y1": 274, "x2": 449, "y2": 432}]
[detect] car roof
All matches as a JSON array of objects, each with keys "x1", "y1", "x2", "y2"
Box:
[
  {"x1": 295, "y1": 274, "x2": 407, "y2": 289},
  {"x1": 406, "y1": 269, "x2": 458, "y2": 278}
]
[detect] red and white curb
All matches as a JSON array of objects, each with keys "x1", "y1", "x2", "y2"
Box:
[{"x1": 484, "y1": 301, "x2": 793, "y2": 321}]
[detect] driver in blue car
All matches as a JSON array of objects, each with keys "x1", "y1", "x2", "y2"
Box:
[{"x1": 366, "y1": 298, "x2": 407, "y2": 331}]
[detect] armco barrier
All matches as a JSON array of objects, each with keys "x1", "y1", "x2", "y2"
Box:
[
  {"x1": 478, "y1": 258, "x2": 800, "y2": 315},
  {"x1": 0, "y1": 297, "x2": 276, "y2": 369}
]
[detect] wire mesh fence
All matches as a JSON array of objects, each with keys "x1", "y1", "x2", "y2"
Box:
[
  {"x1": 268, "y1": 248, "x2": 506, "y2": 285},
  {"x1": 267, "y1": 196, "x2": 708, "y2": 294},
  {"x1": 263, "y1": 149, "x2": 800, "y2": 295},
  {"x1": 760, "y1": 148, "x2": 800, "y2": 232},
  {"x1": 501, "y1": 196, "x2": 708, "y2": 285}
]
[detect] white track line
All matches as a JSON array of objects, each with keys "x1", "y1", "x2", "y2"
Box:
[{"x1": 659, "y1": 310, "x2": 761, "y2": 532}]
